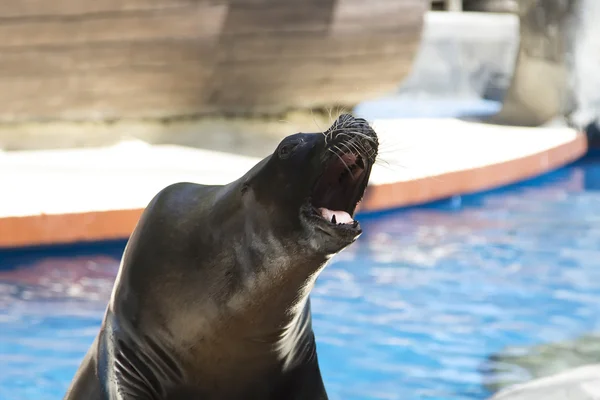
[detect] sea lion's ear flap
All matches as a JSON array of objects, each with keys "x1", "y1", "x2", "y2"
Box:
[{"x1": 241, "y1": 182, "x2": 250, "y2": 195}]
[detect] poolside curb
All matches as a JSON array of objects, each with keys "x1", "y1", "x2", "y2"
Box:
[
  {"x1": 360, "y1": 130, "x2": 588, "y2": 212},
  {"x1": 0, "y1": 129, "x2": 587, "y2": 249}
]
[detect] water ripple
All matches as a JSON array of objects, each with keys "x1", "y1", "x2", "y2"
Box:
[{"x1": 2, "y1": 162, "x2": 600, "y2": 399}]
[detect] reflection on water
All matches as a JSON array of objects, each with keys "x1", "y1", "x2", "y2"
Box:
[{"x1": 2, "y1": 158, "x2": 600, "y2": 400}]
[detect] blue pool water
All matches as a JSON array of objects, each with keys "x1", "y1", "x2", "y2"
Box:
[{"x1": 2, "y1": 155, "x2": 600, "y2": 400}]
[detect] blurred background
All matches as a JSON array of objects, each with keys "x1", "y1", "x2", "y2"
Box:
[{"x1": 1, "y1": 0, "x2": 600, "y2": 399}]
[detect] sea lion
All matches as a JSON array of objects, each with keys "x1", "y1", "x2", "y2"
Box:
[{"x1": 64, "y1": 114, "x2": 379, "y2": 400}]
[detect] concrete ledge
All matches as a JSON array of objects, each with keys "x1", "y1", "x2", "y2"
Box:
[
  {"x1": 361, "y1": 128, "x2": 587, "y2": 211},
  {"x1": 0, "y1": 119, "x2": 587, "y2": 248}
]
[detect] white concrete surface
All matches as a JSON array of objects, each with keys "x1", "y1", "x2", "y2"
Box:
[{"x1": 0, "y1": 118, "x2": 581, "y2": 218}]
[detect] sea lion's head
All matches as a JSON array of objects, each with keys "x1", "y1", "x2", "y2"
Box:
[{"x1": 245, "y1": 114, "x2": 379, "y2": 255}]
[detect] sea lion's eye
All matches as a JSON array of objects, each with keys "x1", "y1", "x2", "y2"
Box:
[{"x1": 278, "y1": 141, "x2": 300, "y2": 159}]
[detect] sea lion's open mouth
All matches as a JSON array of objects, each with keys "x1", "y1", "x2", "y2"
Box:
[
  {"x1": 311, "y1": 151, "x2": 368, "y2": 227},
  {"x1": 309, "y1": 129, "x2": 376, "y2": 230}
]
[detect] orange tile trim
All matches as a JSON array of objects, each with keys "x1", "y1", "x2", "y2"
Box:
[
  {"x1": 0, "y1": 209, "x2": 144, "y2": 249},
  {"x1": 0, "y1": 133, "x2": 588, "y2": 249},
  {"x1": 358, "y1": 131, "x2": 588, "y2": 212}
]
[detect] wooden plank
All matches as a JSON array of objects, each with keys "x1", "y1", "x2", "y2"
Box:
[
  {"x1": 0, "y1": 42, "x2": 217, "y2": 77},
  {"x1": 0, "y1": 69, "x2": 213, "y2": 120},
  {"x1": 228, "y1": 0, "x2": 326, "y2": 4},
  {"x1": 0, "y1": 77, "x2": 400, "y2": 120},
  {"x1": 209, "y1": 55, "x2": 418, "y2": 84},
  {"x1": 206, "y1": 79, "x2": 405, "y2": 113},
  {"x1": 331, "y1": 0, "x2": 427, "y2": 34},
  {"x1": 0, "y1": 37, "x2": 418, "y2": 78},
  {"x1": 215, "y1": 31, "x2": 420, "y2": 61},
  {"x1": 0, "y1": 0, "x2": 197, "y2": 18},
  {"x1": 0, "y1": 0, "x2": 426, "y2": 119},
  {"x1": 0, "y1": 56, "x2": 410, "y2": 120},
  {"x1": 0, "y1": 50, "x2": 418, "y2": 120},
  {"x1": 198, "y1": 55, "x2": 415, "y2": 110},
  {"x1": 0, "y1": 31, "x2": 422, "y2": 79},
  {"x1": 0, "y1": 56, "x2": 415, "y2": 95},
  {"x1": 0, "y1": 3, "x2": 227, "y2": 48},
  {"x1": 217, "y1": 2, "x2": 336, "y2": 34},
  {"x1": 0, "y1": 69, "x2": 211, "y2": 97}
]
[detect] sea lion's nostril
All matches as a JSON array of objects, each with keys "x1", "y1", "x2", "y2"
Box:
[{"x1": 362, "y1": 141, "x2": 372, "y2": 153}]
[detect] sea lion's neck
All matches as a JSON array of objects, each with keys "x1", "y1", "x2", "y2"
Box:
[{"x1": 211, "y1": 179, "x2": 327, "y2": 366}]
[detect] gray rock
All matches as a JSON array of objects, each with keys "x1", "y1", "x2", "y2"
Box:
[
  {"x1": 483, "y1": 334, "x2": 600, "y2": 393},
  {"x1": 488, "y1": 364, "x2": 600, "y2": 400},
  {"x1": 396, "y1": 12, "x2": 519, "y2": 101},
  {"x1": 490, "y1": 0, "x2": 600, "y2": 128}
]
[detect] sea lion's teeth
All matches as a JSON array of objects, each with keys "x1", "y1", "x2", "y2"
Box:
[{"x1": 318, "y1": 208, "x2": 354, "y2": 224}]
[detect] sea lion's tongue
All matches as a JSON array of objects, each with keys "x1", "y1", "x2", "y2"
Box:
[{"x1": 318, "y1": 208, "x2": 353, "y2": 224}]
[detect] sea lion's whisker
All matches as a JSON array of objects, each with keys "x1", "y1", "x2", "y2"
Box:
[
  {"x1": 338, "y1": 136, "x2": 375, "y2": 161},
  {"x1": 338, "y1": 142, "x2": 359, "y2": 161},
  {"x1": 310, "y1": 109, "x2": 326, "y2": 144},
  {"x1": 327, "y1": 107, "x2": 335, "y2": 128},
  {"x1": 374, "y1": 158, "x2": 408, "y2": 172},
  {"x1": 338, "y1": 130, "x2": 377, "y2": 143},
  {"x1": 342, "y1": 140, "x2": 362, "y2": 157},
  {"x1": 345, "y1": 135, "x2": 372, "y2": 154},
  {"x1": 330, "y1": 146, "x2": 352, "y2": 173},
  {"x1": 342, "y1": 140, "x2": 367, "y2": 161}
]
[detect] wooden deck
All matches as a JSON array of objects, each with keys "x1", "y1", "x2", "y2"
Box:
[{"x1": 0, "y1": 118, "x2": 587, "y2": 248}]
